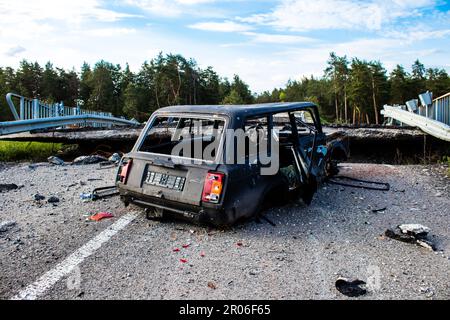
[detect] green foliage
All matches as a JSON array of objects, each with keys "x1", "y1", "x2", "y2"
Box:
[
  {"x1": 0, "y1": 141, "x2": 63, "y2": 162},
  {"x1": 222, "y1": 89, "x2": 245, "y2": 105},
  {"x1": 0, "y1": 53, "x2": 449, "y2": 125},
  {"x1": 441, "y1": 155, "x2": 450, "y2": 177},
  {"x1": 389, "y1": 65, "x2": 409, "y2": 104},
  {"x1": 265, "y1": 54, "x2": 449, "y2": 125}
]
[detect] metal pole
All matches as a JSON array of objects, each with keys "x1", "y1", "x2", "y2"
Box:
[
  {"x1": 33, "y1": 99, "x2": 39, "y2": 119},
  {"x1": 19, "y1": 97, "x2": 25, "y2": 120}
]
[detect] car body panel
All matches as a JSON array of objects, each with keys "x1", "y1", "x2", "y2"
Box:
[{"x1": 116, "y1": 102, "x2": 345, "y2": 226}]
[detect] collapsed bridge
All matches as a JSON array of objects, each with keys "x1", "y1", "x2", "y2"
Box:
[
  {"x1": 382, "y1": 91, "x2": 450, "y2": 142},
  {"x1": 0, "y1": 93, "x2": 139, "y2": 136}
]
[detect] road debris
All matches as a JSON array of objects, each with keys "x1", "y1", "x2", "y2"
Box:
[
  {"x1": 398, "y1": 224, "x2": 430, "y2": 236},
  {"x1": 47, "y1": 196, "x2": 60, "y2": 204},
  {"x1": 0, "y1": 184, "x2": 19, "y2": 193},
  {"x1": 91, "y1": 186, "x2": 119, "y2": 200},
  {"x1": 385, "y1": 224, "x2": 436, "y2": 251},
  {"x1": 328, "y1": 176, "x2": 390, "y2": 191},
  {"x1": 34, "y1": 194, "x2": 45, "y2": 201},
  {"x1": 73, "y1": 155, "x2": 108, "y2": 165},
  {"x1": 47, "y1": 156, "x2": 65, "y2": 166},
  {"x1": 89, "y1": 212, "x2": 114, "y2": 222},
  {"x1": 109, "y1": 153, "x2": 121, "y2": 164},
  {"x1": 420, "y1": 287, "x2": 435, "y2": 298},
  {"x1": 335, "y1": 277, "x2": 367, "y2": 297},
  {"x1": 0, "y1": 220, "x2": 16, "y2": 233},
  {"x1": 207, "y1": 281, "x2": 217, "y2": 290},
  {"x1": 98, "y1": 162, "x2": 117, "y2": 169},
  {"x1": 79, "y1": 193, "x2": 93, "y2": 201}
]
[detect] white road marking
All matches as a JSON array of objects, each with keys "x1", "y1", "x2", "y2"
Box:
[{"x1": 11, "y1": 212, "x2": 138, "y2": 300}]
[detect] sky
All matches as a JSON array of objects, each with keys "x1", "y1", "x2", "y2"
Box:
[{"x1": 0, "y1": 0, "x2": 449, "y2": 93}]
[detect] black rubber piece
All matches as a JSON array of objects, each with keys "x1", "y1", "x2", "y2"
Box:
[
  {"x1": 328, "y1": 175, "x2": 390, "y2": 191},
  {"x1": 92, "y1": 186, "x2": 119, "y2": 201}
]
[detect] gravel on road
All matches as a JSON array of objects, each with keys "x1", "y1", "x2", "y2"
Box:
[{"x1": 0, "y1": 162, "x2": 449, "y2": 300}]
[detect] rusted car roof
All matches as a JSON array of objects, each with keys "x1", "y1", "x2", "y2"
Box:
[{"x1": 155, "y1": 102, "x2": 316, "y2": 117}]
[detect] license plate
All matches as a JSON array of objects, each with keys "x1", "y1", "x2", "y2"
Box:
[{"x1": 145, "y1": 171, "x2": 186, "y2": 191}]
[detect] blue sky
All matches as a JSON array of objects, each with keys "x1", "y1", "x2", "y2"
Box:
[{"x1": 0, "y1": 0, "x2": 449, "y2": 92}]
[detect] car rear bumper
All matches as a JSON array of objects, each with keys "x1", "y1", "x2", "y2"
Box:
[{"x1": 119, "y1": 189, "x2": 235, "y2": 227}]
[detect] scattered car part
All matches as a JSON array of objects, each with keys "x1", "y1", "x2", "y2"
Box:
[
  {"x1": 89, "y1": 212, "x2": 114, "y2": 221},
  {"x1": 385, "y1": 224, "x2": 435, "y2": 251},
  {"x1": 91, "y1": 186, "x2": 120, "y2": 201},
  {"x1": 98, "y1": 162, "x2": 118, "y2": 169},
  {"x1": 48, "y1": 156, "x2": 65, "y2": 166},
  {"x1": 0, "y1": 184, "x2": 19, "y2": 193},
  {"x1": 398, "y1": 224, "x2": 430, "y2": 236},
  {"x1": 0, "y1": 220, "x2": 16, "y2": 233},
  {"x1": 328, "y1": 176, "x2": 390, "y2": 191},
  {"x1": 335, "y1": 277, "x2": 367, "y2": 297},
  {"x1": 47, "y1": 196, "x2": 60, "y2": 204},
  {"x1": 34, "y1": 194, "x2": 45, "y2": 201},
  {"x1": 73, "y1": 155, "x2": 108, "y2": 165},
  {"x1": 109, "y1": 153, "x2": 121, "y2": 163},
  {"x1": 80, "y1": 193, "x2": 93, "y2": 201}
]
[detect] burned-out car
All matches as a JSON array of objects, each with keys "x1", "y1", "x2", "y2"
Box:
[{"x1": 116, "y1": 103, "x2": 347, "y2": 226}]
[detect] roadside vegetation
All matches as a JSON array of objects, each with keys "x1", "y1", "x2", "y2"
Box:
[
  {"x1": 0, "y1": 141, "x2": 62, "y2": 162},
  {"x1": 442, "y1": 155, "x2": 450, "y2": 177},
  {"x1": 1, "y1": 53, "x2": 449, "y2": 125}
]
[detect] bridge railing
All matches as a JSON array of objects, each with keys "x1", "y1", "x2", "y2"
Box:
[
  {"x1": 6, "y1": 93, "x2": 114, "y2": 128},
  {"x1": 382, "y1": 91, "x2": 450, "y2": 141},
  {"x1": 432, "y1": 92, "x2": 450, "y2": 126}
]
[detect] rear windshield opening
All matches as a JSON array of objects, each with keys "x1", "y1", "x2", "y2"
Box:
[{"x1": 138, "y1": 116, "x2": 226, "y2": 162}]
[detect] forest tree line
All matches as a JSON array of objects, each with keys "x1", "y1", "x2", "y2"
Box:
[{"x1": 1, "y1": 52, "x2": 449, "y2": 123}]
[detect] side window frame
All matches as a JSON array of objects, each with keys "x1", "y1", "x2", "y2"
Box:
[{"x1": 242, "y1": 114, "x2": 271, "y2": 164}]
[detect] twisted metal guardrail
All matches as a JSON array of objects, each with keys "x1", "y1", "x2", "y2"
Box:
[
  {"x1": 1, "y1": 93, "x2": 139, "y2": 135},
  {"x1": 382, "y1": 91, "x2": 450, "y2": 142}
]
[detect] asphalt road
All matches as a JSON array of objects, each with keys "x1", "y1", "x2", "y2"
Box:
[{"x1": 0, "y1": 162, "x2": 449, "y2": 300}]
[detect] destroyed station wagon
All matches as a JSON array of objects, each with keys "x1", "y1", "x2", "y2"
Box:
[{"x1": 116, "y1": 103, "x2": 347, "y2": 226}]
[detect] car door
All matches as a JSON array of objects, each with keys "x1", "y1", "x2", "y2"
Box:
[{"x1": 288, "y1": 108, "x2": 327, "y2": 204}]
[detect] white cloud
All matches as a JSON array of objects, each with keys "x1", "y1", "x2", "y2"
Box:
[
  {"x1": 242, "y1": 32, "x2": 317, "y2": 44},
  {"x1": 0, "y1": 0, "x2": 135, "y2": 24},
  {"x1": 5, "y1": 45, "x2": 26, "y2": 57},
  {"x1": 189, "y1": 21, "x2": 253, "y2": 32},
  {"x1": 238, "y1": 0, "x2": 436, "y2": 32},
  {"x1": 89, "y1": 28, "x2": 137, "y2": 37},
  {"x1": 125, "y1": 0, "x2": 216, "y2": 17},
  {"x1": 384, "y1": 27, "x2": 450, "y2": 41},
  {"x1": 0, "y1": 0, "x2": 138, "y2": 41},
  {"x1": 177, "y1": 0, "x2": 215, "y2": 4},
  {"x1": 207, "y1": 30, "x2": 449, "y2": 93},
  {"x1": 0, "y1": 0, "x2": 448, "y2": 95}
]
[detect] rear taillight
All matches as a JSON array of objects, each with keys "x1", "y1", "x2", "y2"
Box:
[
  {"x1": 202, "y1": 172, "x2": 225, "y2": 204},
  {"x1": 118, "y1": 159, "x2": 133, "y2": 184}
]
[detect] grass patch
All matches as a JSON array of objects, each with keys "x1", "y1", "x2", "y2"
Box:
[
  {"x1": 0, "y1": 141, "x2": 63, "y2": 162},
  {"x1": 442, "y1": 155, "x2": 450, "y2": 177}
]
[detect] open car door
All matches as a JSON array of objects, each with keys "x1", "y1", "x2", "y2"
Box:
[{"x1": 288, "y1": 109, "x2": 329, "y2": 205}]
